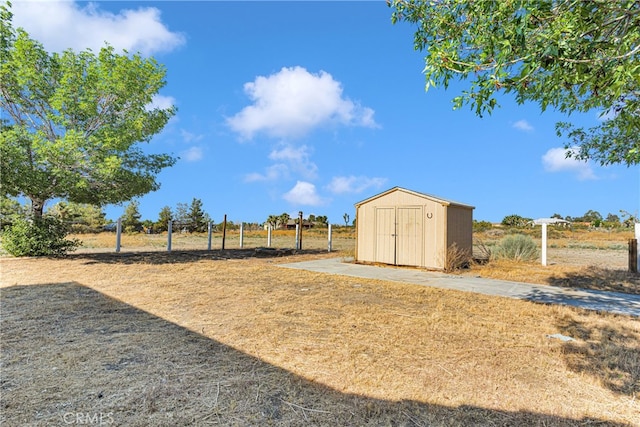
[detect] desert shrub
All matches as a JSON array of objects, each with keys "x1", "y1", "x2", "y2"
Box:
[
  {"x1": 491, "y1": 234, "x2": 538, "y2": 262},
  {"x1": 1, "y1": 216, "x2": 80, "y2": 257},
  {"x1": 473, "y1": 220, "x2": 493, "y2": 232},
  {"x1": 445, "y1": 243, "x2": 472, "y2": 272}
]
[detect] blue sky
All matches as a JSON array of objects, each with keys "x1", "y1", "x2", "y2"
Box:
[{"x1": 11, "y1": 0, "x2": 639, "y2": 224}]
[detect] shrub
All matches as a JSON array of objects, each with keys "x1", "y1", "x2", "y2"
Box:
[
  {"x1": 491, "y1": 234, "x2": 538, "y2": 262},
  {"x1": 1, "y1": 216, "x2": 80, "y2": 257},
  {"x1": 472, "y1": 220, "x2": 493, "y2": 232},
  {"x1": 445, "y1": 243, "x2": 472, "y2": 272}
]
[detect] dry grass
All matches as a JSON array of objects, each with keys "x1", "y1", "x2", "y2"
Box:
[{"x1": 1, "y1": 242, "x2": 639, "y2": 426}]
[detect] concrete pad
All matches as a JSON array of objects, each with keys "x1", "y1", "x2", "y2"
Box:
[{"x1": 279, "y1": 258, "x2": 640, "y2": 317}]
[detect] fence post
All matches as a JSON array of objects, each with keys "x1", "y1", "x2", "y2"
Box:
[
  {"x1": 630, "y1": 239, "x2": 638, "y2": 273},
  {"x1": 267, "y1": 224, "x2": 272, "y2": 248},
  {"x1": 115, "y1": 218, "x2": 122, "y2": 253},
  {"x1": 328, "y1": 223, "x2": 332, "y2": 252},
  {"x1": 295, "y1": 224, "x2": 300, "y2": 250},
  {"x1": 207, "y1": 221, "x2": 212, "y2": 251},
  {"x1": 167, "y1": 220, "x2": 172, "y2": 252},
  {"x1": 240, "y1": 222, "x2": 244, "y2": 248},
  {"x1": 222, "y1": 214, "x2": 227, "y2": 250}
]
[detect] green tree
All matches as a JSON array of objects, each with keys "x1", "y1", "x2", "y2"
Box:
[
  {"x1": 389, "y1": 0, "x2": 640, "y2": 166},
  {"x1": 121, "y1": 201, "x2": 142, "y2": 233},
  {"x1": 173, "y1": 202, "x2": 189, "y2": 231},
  {"x1": 187, "y1": 198, "x2": 210, "y2": 233},
  {"x1": 265, "y1": 215, "x2": 279, "y2": 229},
  {"x1": 47, "y1": 201, "x2": 106, "y2": 233},
  {"x1": 604, "y1": 213, "x2": 621, "y2": 227},
  {"x1": 278, "y1": 213, "x2": 291, "y2": 229},
  {"x1": 343, "y1": 213, "x2": 350, "y2": 227},
  {"x1": 315, "y1": 215, "x2": 328, "y2": 226},
  {"x1": 0, "y1": 195, "x2": 26, "y2": 230},
  {"x1": 155, "y1": 205, "x2": 173, "y2": 233},
  {"x1": 0, "y1": 4, "x2": 177, "y2": 220},
  {"x1": 501, "y1": 214, "x2": 530, "y2": 228}
]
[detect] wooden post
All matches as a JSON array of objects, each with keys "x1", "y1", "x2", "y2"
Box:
[
  {"x1": 630, "y1": 239, "x2": 638, "y2": 273},
  {"x1": 167, "y1": 220, "x2": 172, "y2": 252},
  {"x1": 239, "y1": 222, "x2": 244, "y2": 248},
  {"x1": 207, "y1": 221, "x2": 212, "y2": 251},
  {"x1": 222, "y1": 214, "x2": 227, "y2": 250},
  {"x1": 115, "y1": 218, "x2": 122, "y2": 253}
]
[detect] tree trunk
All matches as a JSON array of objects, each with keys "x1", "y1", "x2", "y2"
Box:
[{"x1": 29, "y1": 197, "x2": 45, "y2": 219}]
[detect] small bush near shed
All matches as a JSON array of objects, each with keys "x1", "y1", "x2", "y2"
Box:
[{"x1": 491, "y1": 234, "x2": 538, "y2": 262}]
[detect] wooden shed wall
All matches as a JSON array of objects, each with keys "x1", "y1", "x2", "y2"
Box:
[{"x1": 446, "y1": 205, "x2": 473, "y2": 258}]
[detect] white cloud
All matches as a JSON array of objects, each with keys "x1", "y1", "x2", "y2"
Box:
[
  {"x1": 180, "y1": 129, "x2": 203, "y2": 144},
  {"x1": 11, "y1": 1, "x2": 185, "y2": 55},
  {"x1": 513, "y1": 119, "x2": 534, "y2": 132},
  {"x1": 227, "y1": 66, "x2": 379, "y2": 140},
  {"x1": 149, "y1": 95, "x2": 176, "y2": 111},
  {"x1": 181, "y1": 146, "x2": 204, "y2": 162},
  {"x1": 542, "y1": 147, "x2": 597, "y2": 180},
  {"x1": 244, "y1": 164, "x2": 289, "y2": 182},
  {"x1": 283, "y1": 181, "x2": 325, "y2": 206},
  {"x1": 269, "y1": 144, "x2": 318, "y2": 179},
  {"x1": 326, "y1": 176, "x2": 387, "y2": 194}
]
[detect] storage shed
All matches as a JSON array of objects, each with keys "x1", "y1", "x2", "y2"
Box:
[{"x1": 354, "y1": 187, "x2": 474, "y2": 270}]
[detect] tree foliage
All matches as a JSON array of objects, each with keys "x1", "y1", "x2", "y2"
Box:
[
  {"x1": 0, "y1": 4, "x2": 177, "y2": 219},
  {"x1": 389, "y1": 0, "x2": 640, "y2": 165},
  {"x1": 121, "y1": 200, "x2": 142, "y2": 233},
  {"x1": 501, "y1": 214, "x2": 531, "y2": 228},
  {"x1": 47, "y1": 201, "x2": 106, "y2": 233},
  {"x1": 155, "y1": 205, "x2": 173, "y2": 232},
  {"x1": 187, "y1": 198, "x2": 210, "y2": 233},
  {"x1": 0, "y1": 195, "x2": 26, "y2": 230}
]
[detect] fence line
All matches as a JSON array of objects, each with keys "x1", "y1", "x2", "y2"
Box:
[{"x1": 113, "y1": 218, "x2": 340, "y2": 254}]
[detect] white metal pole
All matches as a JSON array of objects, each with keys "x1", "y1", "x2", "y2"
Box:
[
  {"x1": 295, "y1": 224, "x2": 300, "y2": 250},
  {"x1": 115, "y1": 218, "x2": 122, "y2": 253},
  {"x1": 240, "y1": 222, "x2": 244, "y2": 248},
  {"x1": 328, "y1": 223, "x2": 332, "y2": 252},
  {"x1": 267, "y1": 224, "x2": 272, "y2": 248},
  {"x1": 541, "y1": 223, "x2": 547, "y2": 266},
  {"x1": 167, "y1": 220, "x2": 172, "y2": 252},
  {"x1": 207, "y1": 221, "x2": 212, "y2": 251}
]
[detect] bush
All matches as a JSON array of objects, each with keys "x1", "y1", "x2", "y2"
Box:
[
  {"x1": 491, "y1": 234, "x2": 538, "y2": 262},
  {"x1": 445, "y1": 243, "x2": 472, "y2": 272},
  {"x1": 1, "y1": 216, "x2": 80, "y2": 257},
  {"x1": 473, "y1": 220, "x2": 493, "y2": 232}
]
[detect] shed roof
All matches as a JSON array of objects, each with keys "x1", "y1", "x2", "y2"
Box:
[{"x1": 355, "y1": 186, "x2": 475, "y2": 210}]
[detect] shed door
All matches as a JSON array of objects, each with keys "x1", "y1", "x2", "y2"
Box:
[
  {"x1": 375, "y1": 207, "x2": 396, "y2": 264},
  {"x1": 396, "y1": 207, "x2": 423, "y2": 266},
  {"x1": 374, "y1": 206, "x2": 423, "y2": 266}
]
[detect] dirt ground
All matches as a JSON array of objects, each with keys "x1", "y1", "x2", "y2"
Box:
[{"x1": 1, "y1": 231, "x2": 639, "y2": 426}]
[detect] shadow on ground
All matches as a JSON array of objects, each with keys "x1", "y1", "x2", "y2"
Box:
[
  {"x1": 61, "y1": 248, "x2": 333, "y2": 265},
  {"x1": 1, "y1": 282, "x2": 630, "y2": 426},
  {"x1": 547, "y1": 266, "x2": 640, "y2": 295},
  {"x1": 555, "y1": 315, "x2": 640, "y2": 397}
]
